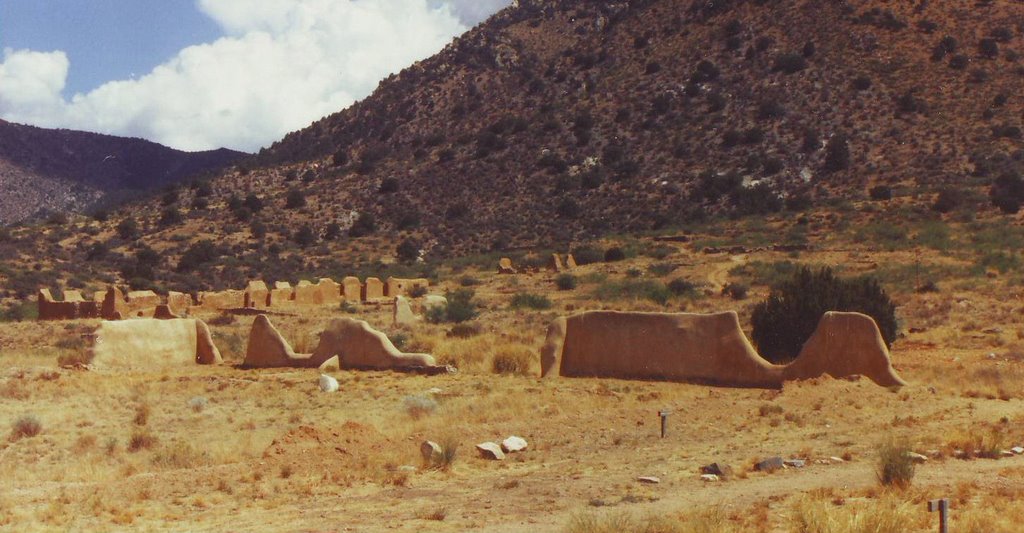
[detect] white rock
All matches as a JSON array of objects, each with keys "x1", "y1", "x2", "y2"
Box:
[
  {"x1": 318, "y1": 374, "x2": 339, "y2": 393},
  {"x1": 829, "y1": 456, "x2": 845, "y2": 463},
  {"x1": 476, "y1": 442, "x2": 505, "y2": 460},
  {"x1": 425, "y1": 387, "x2": 444, "y2": 396},
  {"x1": 501, "y1": 436, "x2": 528, "y2": 453},
  {"x1": 1012, "y1": 446, "x2": 1024, "y2": 455},
  {"x1": 906, "y1": 452, "x2": 928, "y2": 464},
  {"x1": 637, "y1": 476, "x2": 661, "y2": 484},
  {"x1": 1001, "y1": 450, "x2": 1015, "y2": 458},
  {"x1": 421, "y1": 441, "x2": 442, "y2": 463},
  {"x1": 700, "y1": 474, "x2": 719, "y2": 482}
]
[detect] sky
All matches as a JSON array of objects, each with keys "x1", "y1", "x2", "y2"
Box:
[{"x1": 0, "y1": 0, "x2": 512, "y2": 153}]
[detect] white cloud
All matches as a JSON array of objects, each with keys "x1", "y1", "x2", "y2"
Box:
[{"x1": 0, "y1": 0, "x2": 513, "y2": 153}]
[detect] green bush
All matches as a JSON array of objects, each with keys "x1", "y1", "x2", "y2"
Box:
[
  {"x1": 427, "y1": 289, "x2": 478, "y2": 324},
  {"x1": 510, "y1": 293, "x2": 552, "y2": 310},
  {"x1": 721, "y1": 282, "x2": 749, "y2": 300},
  {"x1": 595, "y1": 280, "x2": 672, "y2": 305},
  {"x1": 667, "y1": 278, "x2": 699, "y2": 297},
  {"x1": 751, "y1": 267, "x2": 897, "y2": 363},
  {"x1": 1, "y1": 301, "x2": 38, "y2": 322},
  {"x1": 555, "y1": 273, "x2": 577, "y2": 291},
  {"x1": 604, "y1": 247, "x2": 626, "y2": 262},
  {"x1": 570, "y1": 246, "x2": 603, "y2": 265}
]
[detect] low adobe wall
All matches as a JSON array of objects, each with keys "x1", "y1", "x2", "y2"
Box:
[{"x1": 88, "y1": 318, "x2": 222, "y2": 369}]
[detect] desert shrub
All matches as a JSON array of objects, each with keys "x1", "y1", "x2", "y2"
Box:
[
  {"x1": 555, "y1": 273, "x2": 577, "y2": 290},
  {"x1": 158, "y1": 207, "x2": 182, "y2": 227},
  {"x1": 10, "y1": 415, "x2": 42, "y2": 440},
  {"x1": 772, "y1": 52, "x2": 807, "y2": 73},
  {"x1": 667, "y1": 278, "x2": 699, "y2": 297},
  {"x1": 408, "y1": 285, "x2": 428, "y2": 298},
  {"x1": 556, "y1": 198, "x2": 580, "y2": 218},
  {"x1": 690, "y1": 60, "x2": 719, "y2": 83},
  {"x1": 510, "y1": 292, "x2": 552, "y2": 310},
  {"x1": 570, "y1": 246, "x2": 603, "y2": 265},
  {"x1": 721, "y1": 282, "x2": 749, "y2": 300},
  {"x1": 647, "y1": 263, "x2": 675, "y2": 276},
  {"x1": 822, "y1": 134, "x2": 850, "y2": 173},
  {"x1": 433, "y1": 436, "x2": 459, "y2": 470},
  {"x1": 751, "y1": 267, "x2": 897, "y2": 363},
  {"x1": 151, "y1": 441, "x2": 211, "y2": 470},
  {"x1": 731, "y1": 183, "x2": 783, "y2": 215},
  {"x1": 323, "y1": 222, "x2": 341, "y2": 240},
  {"x1": 932, "y1": 189, "x2": 959, "y2": 213},
  {"x1": 285, "y1": 188, "x2": 306, "y2": 209},
  {"x1": 349, "y1": 212, "x2": 376, "y2": 237},
  {"x1": 396, "y1": 238, "x2": 420, "y2": 263},
  {"x1": 876, "y1": 438, "x2": 915, "y2": 488},
  {"x1": 990, "y1": 171, "x2": 1024, "y2": 213},
  {"x1": 596, "y1": 280, "x2": 672, "y2": 305},
  {"x1": 949, "y1": 54, "x2": 969, "y2": 70},
  {"x1": 445, "y1": 202, "x2": 469, "y2": 220},
  {"x1": 128, "y1": 430, "x2": 158, "y2": 452},
  {"x1": 188, "y1": 396, "x2": 208, "y2": 413},
  {"x1": 492, "y1": 346, "x2": 534, "y2": 375},
  {"x1": 603, "y1": 247, "x2": 626, "y2": 262},
  {"x1": 448, "y1": 322, "x2": 482, "y2": 338},
  {"x1": 379, "y1": 177, "x2": 399, "y2": 193},
  {"x1": 459, "y1": 275, "x2": 480, "y2": 287},
  {"x1": 851, "y1": 75, "x2": 872, "y2": 91},
  {"x1": 117, "y1": 218, "x2": 140, "y2": 240},
  {"x1": 0, "y1": 301, "x2": 38, "y2": 322},
  {"x1": 979, "y1": 38, "x2": 999, "y2": 59},
  {"x1": 403, "y1": 395, "x2": 438, "y2": 419},
  {"x1": 133, "y1": 403, "x2": 150, "y2": 426},
  {"x1": 427, "y1": 289, "x2": 478, "y2": 324},
  {"x1": 293, "y1": 224, "x2": 317, "y2": 247},
  {"x1": 177, "y1": 240, "x2": 221, "y2": 272},
  {"x1": 625, "y1": 268, "x2": 642, "y2": 278},
  {"x1": 869, "y1": 185, "x2": 893, "y2": 200}
]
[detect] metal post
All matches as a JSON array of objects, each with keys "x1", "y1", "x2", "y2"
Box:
[
  {"x1": 659, "y1": 410, "x2": 670, "y2": 438},
  {"x1": 928, "y1": 499, "x2": 949, "y2": 533}
]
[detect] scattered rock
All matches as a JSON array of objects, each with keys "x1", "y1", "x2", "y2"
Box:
[
  {"x1": 421, "y1": 441, "x2": 442, "y2": 463},
  {"x1": 501, "y1": 436, "x2": 528, "y2": 453},
  {"x1": 700, "y1": 463, "x2": 733, "y2": 478},
  {"x1": 398, "y1": 465, "x2": 417, "y2": 472},
  {"x1": 637, "y1": 476, "x2": 660, "y2": 484},
  {"x1": 953, "y1": 449, "x2": 967, "y2": 459},
  {"x1": 318, "y1": 355, "x2": 340, "y2": 373},
  {"x1": 784, "y1": 459, "x2": 806, "y2": 468},
  {"x1": 476, "y1": 442, "x2": 505, "y2": 460},
  {"x1": 425, "y1": 387, "x2": 444, "y2": 396},
  {"x1": 1012, "y1": 446, "x2": 1024, "y2": 455},
  {"x1": 755, "y1": 457, "x2": 784, "y2": 472},
  {"x1": 700, "y1": 474, "x2": 720, "y2": 482},
  {"x1": 905, "y1": 452, "x2": 929, "y2": 464},
  {"x1": 829, "y1": 456, "x2": 845, "y2": 463},
  {"x1": 318, "y1": 374, "x2": 339, "y2": 393},
  {"x1": 1001, "y1": 450, "x2": 1015, "y2": 458}
]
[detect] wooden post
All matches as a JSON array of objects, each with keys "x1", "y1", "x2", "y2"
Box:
[
  {"x1": 659, "y1": 410, "x2": 670, "y2": 438},
  {"x1": 928, "y1": 498, "x2": 949, "y2": 533}
]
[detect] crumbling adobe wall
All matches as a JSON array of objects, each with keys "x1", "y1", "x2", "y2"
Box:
[
  {"x1": 541, "y1": 310, "x2": 906, "y2": 388},
  {"x1": 384, "y1": 277, "x2": 429, "y2": 298},
  {"x1": 197, "y1": 290, "x2": 245, "y2": 310},
  {"x1": 362, "y1": 277, "x2": 384, "y2": 301},
  {"x1": 342, "y1": 277, "x2": 362, "y2": 301},
  {"x1": 244, "y1": 281, "x2": 269, "y2": 309},
  {"x1": 88, "y1": 318, "x2": 222, "y2": 369},
  {"x1": 269, "y1": 281, "x2": 293, "y2": 306}
]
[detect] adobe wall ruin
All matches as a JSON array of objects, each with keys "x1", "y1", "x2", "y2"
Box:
[
  {"x1": 38, "y1": 275, "x2": 433, "y2": 321},
  {"x1": 541, "y1": 311, "x2": 905, "y2": 388}
]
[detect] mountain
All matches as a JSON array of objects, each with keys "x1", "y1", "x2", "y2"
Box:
[
  {"x1": 0, "y1": 119, "x2": 245, "y2": 224},
  {"x1": 2, "y1": 0, "x2": 1024, "y2": 294}
]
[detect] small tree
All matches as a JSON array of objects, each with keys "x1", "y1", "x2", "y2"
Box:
[
  {"x1": 285, "y1": 188, "x2": 306, "y2": 209},
  {"x1": 396, "y1": 238, "x2": 420, "y2": 263},
  {"x1": 349, "y1": 212, "x2": 376, "y2": 237},
  {"x1": 822, "y1": 134, "x2": 850, "y2": 174},
  {"x1": 117, "y1": 218, "x2": 140, "y2": 240},
  {"x1": 751, "y1": 267, "x2": 897, "y2": 363},
  {"x1": 293, "y1": 224, "x2": 317, "y2": 247}
]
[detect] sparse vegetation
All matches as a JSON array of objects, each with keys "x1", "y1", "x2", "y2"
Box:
[
  {"x1": 751, "y1": 267, "x2": 897, "y2": 363},
  {"x1": 10, "y1": 415, "x2": 41, "y2": 441},
  {"x1": 876, "y1": 438, "x2": 915, "y2": 488}
]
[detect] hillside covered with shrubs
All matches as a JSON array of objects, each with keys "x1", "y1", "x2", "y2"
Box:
[{"x1": 1, "y1": 0, "x2": 1023, "y2": 295}]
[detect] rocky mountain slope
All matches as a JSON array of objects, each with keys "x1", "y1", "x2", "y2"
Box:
[
  {"x1": 0, "y1": 119, "x2": 244, "y2": 224},
  {"x1": 2, "y1": 0, "x2": 1023, "y2": 295}
]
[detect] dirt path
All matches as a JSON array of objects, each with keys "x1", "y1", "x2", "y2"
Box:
[
  {"x1": 706, "y1": 254, "x2": 747, "y2": 291},
  {"x1": 483, "y1": 454, "x2": 1024, "y2": 533}
]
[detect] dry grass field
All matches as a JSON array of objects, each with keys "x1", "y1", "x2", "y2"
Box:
[{"x1": 4, "y1": 225, "x2": 1024, "y2": 532}]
